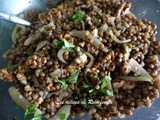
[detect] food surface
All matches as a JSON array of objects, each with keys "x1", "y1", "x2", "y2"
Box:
[{"x1": 0, "y1": 0, "x2": 160, "y2": 120}]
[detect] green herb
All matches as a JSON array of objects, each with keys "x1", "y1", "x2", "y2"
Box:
[
  {"x1": 62, "y1": 70, "x2": 80, "y2": 83},
  {"x1": 25, "y1": 72, "x2": 32, "y2": 77},
  {"x1": 58, "y1": 80, "x2": 68, "y2": 90},
  {"x1": 63, "y1": 39, "x2": 75, "y2": 50},
  {"x1": 100, "y1": 75, "x2": 111, "y2": 89},
  {"x1": 23, "y1": 50, "x2": 33, "y2": 56},
  {"x1": 83, "y1": 82, "x2": 92, "y2": 89},
  {"x1": 58, "y1": 71, "x2": 81, "y2": 90},
  {"x1": 7, "y1": 65, "x2": 15, "y2": 72},
  {"x1": 97, "y1": 18, "x2": 102, "y2": 25},
  {"x1": 52, "y1": 39, "x2": 64, "y2": 47},
  {"x1": 83, "y1": 83, "x2": 96, "y2": 93},
  {"x1": 81, "y1": 103, "x2": 87, "y2": 108},
  {"x1": 83, "y1": 74, "x2": 114, "y2": 96},
  {"x1": 59, "y1": 113, "x2": 66, "y2": 120},
  {"x1": 97, "y1": 106, "x2": 104, "y2": 110},
  {"x1": 73, "y1": 95, "x2": 79, "y2": 100},
  {"x1": 123, "y1": 44, "x2": 129, "y2": 53},
  {"x1": 52, "y1": 39, "x2": 75, "y2": 50},
  {"x1": 71, "y1": 10, "x2": 85, "y2": 23},
  {"x1": 9, "y1": 27, "x2": 14, "y2": 32},
  {"x1": 15, "y1": 106, "x2": 21, "y2": 110},
  {"x1": 100, "y1": 89, "x2": 114, "y2": 96},
  {"x1": 16, "y1": 32, "x2": 20, "y2": 36},
  {"x1": 24, "y1": 105, "x2": 44, "y2": 120}
]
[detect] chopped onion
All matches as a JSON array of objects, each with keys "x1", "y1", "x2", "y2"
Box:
[
  {"x1": 36, "y1": 41, "x2": 48, "y2": 51},
  {"x1": 57, "y1": 48, "x2": 74, "y2": 64},
  {"x1": 8, "y1": 86, "x2": 43, "y2": 115},
  {"x1": 12, "y1": 25, "x2": 26, "y2": 44},
  {"x1": 109, "y1": 29, "x2": 131, "y2": 43},
  {"x1": 49, "y1": 105, "x2": 71, "y2": 120},
  {"x1": 100, "y1": 23, "x2": 109, "y2": 33},
  {"x1": 49, "y1": 69, "x2": 61, "y2": 78},
  {"x1": 83, "y1": 52, "x2": 94, "y2": 68},
  {"x1": 24, "y1": 32, "x2": 41, "y2": 46}
]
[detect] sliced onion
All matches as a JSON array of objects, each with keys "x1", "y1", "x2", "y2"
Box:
[
  {"x1": 92, "y1": 28, "x2": 98, "y2": 36},
  {"x1": 83, "y1": 52, "x2": 94, "y2": 68},
  {"x1": 69, "y1": 30, "x2": 88, "y2": 40},
  {"x1": 109, "y1": 29, "x2": 131, "y2": 43},
  {"x1": 49, "y1": 105, "x2": 71, "y2": 120},
  {"x1": 8, "y1": 86, "x2": 43, "y2": 115},
  {"x1": 118, "y1": 76, "x2": 152, "y2": 82},
  {"x1": 129, "y1": 58, "x2": 153, "y2": 80},
  {"x1": 44, "y1": 21, "x2": 55, "y2": 28},
  {"x1": 36, "y1": 41, "x2": 48, "y2": 51},
  {"x1": 118, "y1": 58, "x2": 153, "y2": 82},
  {"x1": 12, "y1": 25, "x2": 26, "y2": 44},
  {"x1": 24, "y1": 32, "x2": 41, "y2": 46},
  {"x1": 100, "y1": 23, "x2": 109, "y2": 33},
  {"x1": 81, "y1": 20, "x2": 85, "y2": 30},
  {"x1": 110, "y1": 17, "x2": 115, "y2": 27},
  {"x1": 94, "y1": 6, "x2": 102, "y2": 16},
  {"x1": 49, "y1": 69, "x2": 61, "y2": 78},
  {"x1": 3, "y1": 50, "x2": 12, "y2": 60},
  {"x1": 32, "y1": 75, "x2": 48, "y2": 99},
  {"x1": 88, "y1": 34, "x2": 108, "y2": 52},
  {"x1": 57, "y1": 48, "x2": 74, "y2": 64},
  {"x1": 88, "y1": 106, "x2": 95, "y2": 118},
  {"x1": 69, "y1": 30, "x2": 108, "y2": 52},
  {"x1": 9, "y1": 86, "x2": 30, "y2": 109},
  {"x1": 47, "y1": 90, "x2": 63, "y2": 98}
]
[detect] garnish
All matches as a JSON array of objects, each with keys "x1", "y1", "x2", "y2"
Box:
[
  {"x1": 83, "y1": 75, "x2": 113, "y2": 96},
  {"x1": 71, "y1": 10, "x2": 85, "y2": 23},
  {"x1": 52, "y1": 39, "x2": 75, "y2": 50},
  {"x1": 58, "y1": 71, "x2": 81, "y2": 90},
  {"x1": 25, "y1": 72, "x2": 32, "y2": 77},
  {"x1": 100, "y1": 75, "x2": 112, "y2": 89},
  {"x1": 23, "y1": 50, "x2": 33, "y2": 56},
  {"x1": 123, "y1": 43, "x2": 129, "y2": 53},
  {"x1": 7, "y1": 65, "x2": 15, "y2": 72},
  {"x1": 97, "y1": 18, "x2": 102, "y2": 25},
  {"x1": 59, "y1": 113, "x2": 66, "y2": 120},
  {"x1": 15, "y1": 106, "x2": 21, "y2": 110},
  {"x1": 58, "y1": 80, "x2": 68, "y2": 90},
  {"x1": 24, "y1": 104, "x2": 44, "y2": 120},
  {"x1": 81, "y1": 102, "x2": 88, "y2": 108}
]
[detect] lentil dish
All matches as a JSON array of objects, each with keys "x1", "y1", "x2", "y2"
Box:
[{"x1": 0, "y1": 0, "x2": 160, "y2": 120}]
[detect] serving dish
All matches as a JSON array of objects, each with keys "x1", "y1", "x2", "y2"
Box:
[{"x1": 0, "y1": 0, "x2": 159, "y2": 120}]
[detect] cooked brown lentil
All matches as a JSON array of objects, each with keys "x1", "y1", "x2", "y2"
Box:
[{"x1": 0, "y1": 0, "x2": 159, "y2": 119}]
